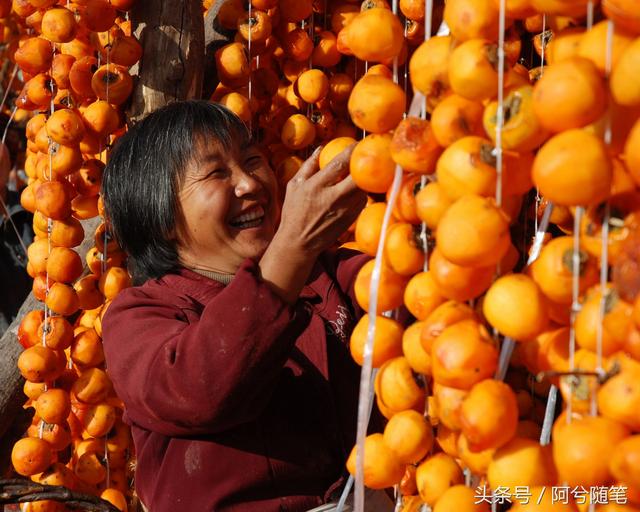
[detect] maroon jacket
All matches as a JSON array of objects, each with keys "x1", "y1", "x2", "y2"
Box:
[{"x1": 102, "y1": 249, "x2": 371, "y2": 512}]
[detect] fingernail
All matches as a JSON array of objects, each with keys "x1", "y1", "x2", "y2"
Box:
[{"x1": 313, "y1": 145, "x2": 323, "y2": 156}]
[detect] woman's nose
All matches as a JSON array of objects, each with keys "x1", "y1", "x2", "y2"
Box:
[{"x1": 233, "y1": 169, "x2": 262, "y2": 197}]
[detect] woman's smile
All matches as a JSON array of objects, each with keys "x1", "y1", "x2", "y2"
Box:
[{"x1": 228, "y1": 203, "x2": 266, "y2": 230}]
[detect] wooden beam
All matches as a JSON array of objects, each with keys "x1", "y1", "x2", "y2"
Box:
[{"x1": 128, "y1": 0, "x2": 205, "y2": 123}]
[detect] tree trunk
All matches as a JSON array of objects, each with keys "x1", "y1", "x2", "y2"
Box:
[{"x1": 128, "y1": 0, "x2": 205, "y2": 123}]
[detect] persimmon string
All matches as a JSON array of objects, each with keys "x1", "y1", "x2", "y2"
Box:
[
  {"x1": 0, "y1": 63, "x2": 18, "y2": 116},
  {"x1": 354, "y1": 2, "x2": 403, "y2": 508},
  {"x1": 353, "y1": 91, "x2": 424, "y2": 512},
  {"x1": 567, "y1": 206, "x2": 583, "y2": 424},
  {"x1": 591, "y1": 19, "x2": 615, "y2": 418},
  {"x1": 1, "y1": 104, "x2": 16, "y2": 145},
  {"x1": 494, "y1": 0, "x2": 506, "y2": 209},
  {"x1": 418, "y1": 0, "x2": 434, "y2": 273}
]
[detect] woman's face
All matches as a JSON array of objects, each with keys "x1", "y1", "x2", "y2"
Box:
[{"x1": 176, "y1": 135, "x2": 280, "y2": 273}]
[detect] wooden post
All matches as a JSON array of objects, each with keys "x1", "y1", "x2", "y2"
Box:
[{"x1": 128, "y1": 0, "x2": 205, "y2": 123}]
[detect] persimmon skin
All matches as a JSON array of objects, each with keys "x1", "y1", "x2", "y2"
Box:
[
  {"x1": 552, "y1": 415, "x2": 629, "y2": 487},
  {"x1": 611, "y1": 38, "x2": 640, "y2": 107},
  {"x1": 431, "y1": 94, "x2": 485, "y2": 148},
  {"x1": 483, "y1": 85, "x2": 549, "y2": 152},
  {"x1": 487, "y1": 437, "x2": 557, "y2": 491},
  {"x1": 598, "y1": 364, "x2": 640, "y2": 431},
  {"x1": 444, "y1": 0, "x2": 500, "y2": 41},
  {"x1": 460, "y1": 379, "x2": 519, "y2": 452},
  {"x1": 409, "y1": 35, "x2": 454, "y2": 111},
  {"x1": 18, "y1": 345, "x2": 64, "y2": 383},
  {"x1": 348, "y1": 74, "x2": 406, "y2": 134},
  {"x1": 436, "y1": 194, "x2": 511, "y2": 268},
  {"x1": 34, "y1": 388, "x2": 71, "y2": 425},
  {"x1": 11, "y1": 438, "x2": 53, "y2": 477},
  {"x1": 354, "y1": 260, "x2": 409, "y2": 314},
  {"x1": 402, "y1": 321, "x2": 432, "y2": 375},
  {"x1": 375, "y1": 356, "x2": 426, "y2": 414},
  {"x1": 433, "y1": 485, "x2": 491, "y2": 512},
  {"x1": 383, "y1": 409, "x2": 434, "y2": 464},
  {"x1": 91, "y1": 64, "x2": 133, "y2": 105},
  {"x1": 384, "y1": 222, "x2": 426, "y2": 277},
  {"x1": 346, "y1": 433, "x2": 405, "y2": 489},
  {"x1": 280, "y1": 114, "x2": 316, "y2": 150},
  {"x1": 415, "y1": 453, "x2": 464, "y2": 506},
  {"x1": 435, "y1": 136, "x2": 497, "y2": 201},
  {"x1": 346, "y1": 7, "x2": 404, "y2": 63},
  {"x1": 295, "y1": 69, "x2": 329, "y2": 104},
  {"x1": 530, "y1": 236, "x2": 600, "y2": 305},
  {"x1": 421, "y1": 300, "x2": 477, "y2": 355},
  {"x1": 603, "y1": 0, "x2": 640, "y2": 36},
  {"x1": 403, "y1": 272, "x2": 445, "y2": 321},
  {"x1": 14, "y1": 37, "x2": 53, "y2": 76},
  {"x1": 389, "y1": 117, "x2": 442, "y2": 175},
  {"x1": 350, "y1": 314, "x2": 404, "y2": 368},
  {"x1": 532, "y1": 129, "x2": 612, "y2": 207},
  {"x1": 431, "y1": 318, "x2": 499, "y2": 390},
  {"x1": 429, "y1": 248, "x2": 495, "y2": 302},
  {"x1": 415, "y1": 182, "x2": 453, "y2": 231},
  {"x1": 350, "y1": 133, "x2": 396, "y2": 193},
  {"x1": 448, "y1": 39, "x2": 500, "y2": 102},
  {"x1": 41, "y1": 7, "x2": 77, "y2": 43},
  {"x1": 532, "y1": 57, "x2": 607, "y2": 133},
  {"x1": 483, "y1": 274, "x2": 549, "y2": 341},
  {"x1": 609, "y1": 435, "x2": 640, "y2": 490}
]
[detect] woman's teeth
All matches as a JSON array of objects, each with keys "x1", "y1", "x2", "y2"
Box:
[{"x1": 230, "y1": 207, "x2": 265, "y2": 228}]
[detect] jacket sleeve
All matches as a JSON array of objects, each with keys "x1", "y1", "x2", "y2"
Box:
[
  {"x1": 324, "y1": 248, "x2": 371, "y2": 317},
  {"x1": 101, "y1": 260, "x2": 310, "y2": 437}
]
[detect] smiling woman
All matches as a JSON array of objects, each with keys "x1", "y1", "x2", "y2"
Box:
[
  {"x1": 99, "y1": 101, "x2": 390, "y2": 512},
  {"x1": 177, "y1": 133, "x2": 280, "y2": 275}
]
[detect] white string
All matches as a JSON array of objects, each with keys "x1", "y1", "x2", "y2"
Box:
[
  {"x1": 353, "y1": 91, "x2": 424, "y2": 512},
  {"x1": 494, "y1": 0, "x2": 506, "y2": 208},
  {"x1": 0, "y1": 189, "x2": 29, "y2": 257},
  {"x1": 539, "y1": 385, "x2": 557, "y2": 445},
  {"x1": 566, "y1": 206, "x2": 583, "y2": 424},
  {"x1": 354, "y1": 3, "x2": 403, "y2": 508},
  {"x1": 418, "y1": 0, "x2": 434, "y2": 273},
  {"x1": 0, "y1": 63, "x2": 18, "y2": 115},
  {"x1": 590, "y1": 19, "x2": 615, "y2": 418},
  {"x1": 1, "y1": 106, "x2": 17, "y2": 145},
  {"x1": 335, "y1": 371, "x2": 378, "y2": 512},
  {"x1": 495, "y1": 204, "x2": 553, "y2": 382}
]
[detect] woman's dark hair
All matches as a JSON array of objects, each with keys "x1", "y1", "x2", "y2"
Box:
[{"x1": 102, "y1": 100, "x2": 249, "y2": 285}]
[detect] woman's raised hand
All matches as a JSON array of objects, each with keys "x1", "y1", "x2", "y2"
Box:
[
  {"x1": 278, "y1": 145, "x2": 367, "y2": 256},
  {"x1": 259, "y1": 146, "x2": 367, "y2": 304}
]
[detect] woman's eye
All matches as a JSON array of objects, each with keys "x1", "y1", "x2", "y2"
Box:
[
  {"x1": 245, "y1": 155, "x2": 263, "y2": 167},
  {"x1": 206, "y1": 168, "x2": 226, "y2": 179}
]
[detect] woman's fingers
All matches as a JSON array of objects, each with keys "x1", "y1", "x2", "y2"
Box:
[
  {"x1": 294, "y1": 146, "x2": 322, "y2": 181},
  {"x1": 332, "y1": 172, "x2": 361, "y2": 197},
  {"x1": 312, "y1": 144, "x2": 356, "y2": 186}
]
